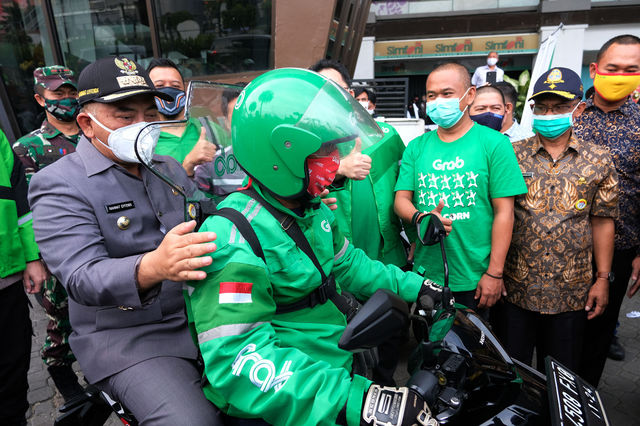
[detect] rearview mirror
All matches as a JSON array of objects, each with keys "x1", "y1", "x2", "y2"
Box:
[
  {"x1": 417, "y1": 213, "x2": 446, "y2": 246},
  {"x1": 338, "y1": 289, "x2": 409, "y2": 351}
]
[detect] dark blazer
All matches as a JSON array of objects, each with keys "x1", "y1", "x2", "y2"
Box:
[{"x1": 29, "y1": 136, "x2": 198, "y2": 383}]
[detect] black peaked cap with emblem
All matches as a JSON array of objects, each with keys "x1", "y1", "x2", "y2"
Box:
[
  {"x1": 529, "y1": 67, "x2": 584, "y2": 101},
  {"x1": 77, "y1": 56, "x2": 172, "y2": 105}
]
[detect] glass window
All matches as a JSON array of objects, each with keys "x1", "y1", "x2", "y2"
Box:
[
  {"x1": 153, "y1": 0, "x2": 272, "y2": 77},
  {"x1": 51, "y1": 0, "x2": 153, "y2": 75},
  {"x1": 0, "y1": 0, "x2": 56, "y2": 136}
]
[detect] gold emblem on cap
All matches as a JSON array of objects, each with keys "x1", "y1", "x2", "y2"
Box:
[
  {"x1": 117, "y1": 216, "x2": 131, "y2": 230},
  {"x1": 188, "y1": 203, "x2": 198, "y2": 220},
  {"x1": 577, "y1": 177, "x2": 586, "y2": 185},
  {"x1": 544, "y1": 69, "x2": 564, "y2": 89},
  {"x1": 115, "y1": 57, "x2": 138, "y2": 76}
]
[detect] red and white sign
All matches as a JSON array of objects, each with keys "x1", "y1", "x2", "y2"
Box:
[{"x1": 219, "y1": 282, "x2": 253, "y2": 304}]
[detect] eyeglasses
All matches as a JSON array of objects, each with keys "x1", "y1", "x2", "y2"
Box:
[{"x1": 531, "y1": 102, "x2": 579, "y2": 115}]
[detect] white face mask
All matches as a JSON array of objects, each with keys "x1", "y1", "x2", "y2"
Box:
[
  {"x1": 487, "y1": 57, "x2": 498, "y2": 67},
  {"x1": 358, "y1": 100, "x2": 374, "y2": 115},
  {"x1": 87, "y1": 112, "x2": 160, "y2": 164}
]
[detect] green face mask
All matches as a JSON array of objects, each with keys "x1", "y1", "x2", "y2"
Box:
[
  {"x1": 531, "y1": 103, "x2": 580, "y2": 140},
  {"x1": 44, "y1": 97, "x2": 80, "y2": 122}
]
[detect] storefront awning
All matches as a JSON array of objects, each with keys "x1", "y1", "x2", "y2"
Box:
[{"x1": 374, "y1": 33, "x2": 539, "y2": 60}]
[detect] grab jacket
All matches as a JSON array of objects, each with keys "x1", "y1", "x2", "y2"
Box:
[
  {"x1": 185, "y1": 184, "x2": 423, "y2": 426},
  {"x1": 330, "y1": 121, "x2": 407, "y2": 266},
  {"x1": 0, "y1": 132, "x2": 40, "y2": 280}
]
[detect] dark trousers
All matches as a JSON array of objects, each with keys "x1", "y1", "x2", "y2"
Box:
[
  {"x1": 453, "y1": 289, "x2": 489, "y2": 321},
  {"x1": 579, "y1": 248, "x2": 635, "y2": 387},
  {"x1": 0, "y1": 281, "x2": 32, "y2": 425},
  {"x1": 494, "y1": 302, "x2": 586, "y2": 373}
]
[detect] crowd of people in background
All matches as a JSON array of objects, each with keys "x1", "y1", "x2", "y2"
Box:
[{"x1": 1, "y1": 32, "x2": 639, "y2": 426}]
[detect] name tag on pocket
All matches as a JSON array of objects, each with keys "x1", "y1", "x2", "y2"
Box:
[
  {"x1": 522, "y1": 172, "x2": 534, "y2": 178},
  {"x1": 105, "y1": 201, "x2": 135, "y2": 213}
]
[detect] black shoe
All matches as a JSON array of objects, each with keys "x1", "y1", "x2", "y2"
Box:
[
  {"x1": 607, "y1": 336, "x2": 625, "y2": 361},
  {"x1": 48, "y1": 365, "x2": 85, "y2": 402}
]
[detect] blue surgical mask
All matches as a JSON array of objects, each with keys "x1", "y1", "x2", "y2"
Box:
[
  {"x1": 426, "y1": 87, "x2": 470, "y2": 129},
  {"x1": 532, "y1": 104, "x2": 580, "y2": 140},
  {"x1": 470, "y1": 111, "x2": 504, "y2": 131},
  {"x1": 155, "y1": 87, "x2": 186, "y2": 117}
]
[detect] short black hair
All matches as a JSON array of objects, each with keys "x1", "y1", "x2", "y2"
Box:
[
  {"x1": 493, "y1": 81, "x2": 518, "y2": 106},
  {"x1": 430, "y1": 62, "x2": 471, "y2": 89},
  {"x1": 585, "y1": 86, "x2": 595, "y2": 100},
  {"x1": 353, "y1": 87, "x2": 376, "y2": 104},
  {"x1": 596, "y1": 34, "x2": 640, "y2": 63},
  {"x1": 309, "y1": 59, "x2": 352, "y2": 88},
  {"x1": 474, "y1": 85, "x2": 505, "y2": 105},
  {"x1": 146, "y1": 58, "x2": 184, "y2": 82},
  {"x1": 221, "y1": 82, "x2": 248, "y2": 117}
]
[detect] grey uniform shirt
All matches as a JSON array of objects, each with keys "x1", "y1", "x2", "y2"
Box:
[{"x1": 29, "y1": 136, "x2": 199, "y2": 383}]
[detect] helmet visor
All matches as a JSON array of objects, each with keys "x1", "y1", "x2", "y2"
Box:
[{"x1": 298, "y1": 79, "x2": 384, "y2": 160}]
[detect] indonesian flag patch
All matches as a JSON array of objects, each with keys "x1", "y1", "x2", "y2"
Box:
[{"x1": 219, "y1": 282, "x2": 253, "y2": 304}]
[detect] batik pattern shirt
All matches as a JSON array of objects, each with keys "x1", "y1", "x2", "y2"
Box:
[
  {"x1": 505, "y1": 133, "x2": 619, "y2": 314},
  {"x1": 573, "y1": 98, "x2": 640, "y2": 251}
]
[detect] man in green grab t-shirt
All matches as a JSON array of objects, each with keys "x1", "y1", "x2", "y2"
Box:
[{"x1": 395, "y1": 62, "x2": 527, "y2": 312}]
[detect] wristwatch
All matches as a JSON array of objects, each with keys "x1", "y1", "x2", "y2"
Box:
[{"x1": 596, "y1": 272, "x2": 615, "y2": 283}]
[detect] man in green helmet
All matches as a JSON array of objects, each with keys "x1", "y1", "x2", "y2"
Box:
[{"x1": 185, "y1": 68, "x2": 446, "y2": 426}]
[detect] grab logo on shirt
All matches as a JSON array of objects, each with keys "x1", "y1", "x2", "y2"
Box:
[
  {"x1": 432, "y1": 156, "x2": 464, "y2": 171},
  {"x1": 231, "y1": 344, "x2": 293, "y2": 393}
]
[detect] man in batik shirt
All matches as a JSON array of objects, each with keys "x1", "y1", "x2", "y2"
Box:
[
  {"x1": 498, "y1": 67, "x2": 618, "y2": 373},
  {"x1": 573, "y1": 34, "x2": 640, "y2": 386}
]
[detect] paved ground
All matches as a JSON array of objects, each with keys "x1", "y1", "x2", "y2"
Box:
[{"x1": 23, "y1": 294, "x2": 640, "y2": 425}]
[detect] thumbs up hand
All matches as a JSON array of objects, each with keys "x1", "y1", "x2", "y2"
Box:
[
  {"x1": 336, "y1": 137, "x2": 371, "y2": 181},
  {"x1": 429, "y1": 199, "x2": 453, "y2": 236}
]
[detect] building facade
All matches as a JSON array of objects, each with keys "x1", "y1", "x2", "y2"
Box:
[
  {"x1": 0, "y1": 0, "x2": 371, "y2": 142},
  {"x1": 354, "y1": 0, "x2": 640, "y2": 99}
]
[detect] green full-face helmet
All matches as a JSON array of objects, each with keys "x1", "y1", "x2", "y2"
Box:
[{"x1": 232, "y1": 67, "x2": 384, "y2": 199}]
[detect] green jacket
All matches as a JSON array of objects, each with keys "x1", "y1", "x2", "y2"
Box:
[
  {"x1": 330, "y1": 122, "x2": 407, "y2": 266},
  {"x1": 186, "y1": 184, "x2": 423, "y2": 426},
  {"x1": 1, "y1": 131, "x2": 40, "y2": 278}
]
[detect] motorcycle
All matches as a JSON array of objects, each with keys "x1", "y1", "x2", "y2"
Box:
[
  {"x1": 55, "y1": 81, "x2": 609, "y2": 426},
  {"x1": 339, "y1": 212, "x2": 610, "y2": 426}
]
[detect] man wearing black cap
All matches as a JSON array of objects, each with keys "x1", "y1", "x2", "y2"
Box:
[
  {"x1": 28, "y1": 56, "x2": 221, "y2": 424},
  {"x1": 495, "y1": 67, "x2": 619, "y2": 373}
]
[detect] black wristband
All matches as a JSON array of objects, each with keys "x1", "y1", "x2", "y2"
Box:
[
  {"x1": 484, "y1": 271, "x2": 503, "y2": 280},
  {"x1": 411, "y1": 211, "x2": 423, "y2": 225}
]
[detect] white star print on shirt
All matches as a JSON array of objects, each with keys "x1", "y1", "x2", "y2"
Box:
[
  {"x1": 427, "y1": 191, "x2": 438, "y2": 207},
  {"x1": 428, "y1": 174, "x2": 439, "y2": 189},
  {"x1": 441, "y1": 175, "x2": 451, "y2": 190},
  {"x1": 418, "y1": 172, "x2": 428, "y2": 188},
  {"x1": 418, "y1": 190, "x2": 427, "y2": 205},
  {"x1": 452, "y1": 191, "x2": 464, "y2": 207},
  {"x1": 466, "y1": 171, "x2": 479, "y2": 188},
  {"x1": 453, "y1": 173, "x2": 465, "y2": 189},
  {"x1": 440, "y1": 192, "x2": 451, "y2": 208},
  {"x1": 467, "y1": 189, "x2": 477, "y2": 206}
]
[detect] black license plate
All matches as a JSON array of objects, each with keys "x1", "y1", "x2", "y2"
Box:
[{"x1": 546, "y1": 357, "x2": 609, "y2": 426}]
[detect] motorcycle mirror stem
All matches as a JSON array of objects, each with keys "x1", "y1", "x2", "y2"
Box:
[
  {"x1": 417, "y1": 213, "x2": 455, "y2": 314},
  {"x1": 134, "y1": 121, "x2": 215, "y2": 225}
]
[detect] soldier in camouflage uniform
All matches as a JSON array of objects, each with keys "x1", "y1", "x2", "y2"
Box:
[{"x1": 12, "y1": 65, "x2": 84, "y2": 402}]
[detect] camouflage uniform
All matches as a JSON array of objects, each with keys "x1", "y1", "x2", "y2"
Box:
[
  {"x1": 13, "y1": 66, "x2": 79, "y2": 371},
  {"x1": 14, "y1": 122, "x2": 79, "y2": 368}
]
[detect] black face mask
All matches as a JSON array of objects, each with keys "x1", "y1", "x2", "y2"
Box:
[
  {"x1": 154, "y1": 86, "x2": 186, "y2": 117},
  {"x1": 470, "y1": 112, "x2": 504, "y2": 131}
]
